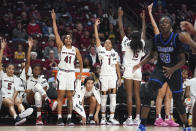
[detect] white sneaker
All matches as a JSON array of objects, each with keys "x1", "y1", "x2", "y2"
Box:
[
  {"x1": 19, "y1": 108, "x2": 34, "y2": 118},
  {"x1": 89, "y1": 120, "x2": 96, "y2": 124},
  {"x1": 123, "y1": 118, "x2": 134, "y2": 125},
  {"x1": 133, "y1": 118, "x2": 141, "y2": 125},
  {"x1": 100, "y1": 117, "x2": 107, "y2": 125},
  {"x1": 107, "y1": 118, "x2": 119, "y2": 125}
]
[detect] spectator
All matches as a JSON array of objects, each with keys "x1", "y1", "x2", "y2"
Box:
[
  {"x1": 27, "y1": 17, "x2": 41, "y2": 35},
  {"x1": 73, "y1": 23, "x2": 83, "y2": 43},
  {"x1": 12, "y1": 22, "x2": 28, "y2": 41},
  {"x1": 30, "y1": 51, "x2": 42, "y2": 66},
  {"x1": 42, "y1": 18, "x2": 53, "y2": 36},
  {"x1": 14, "y1": 44, "x2": 25, "y2": 60},
  {"x1": 80, "y1": 30, "x2": 91, "y2": 50},
  {"x1": 44, "y1": 38, "x2": 58, "y2": 59},
  {"x1": 86, "y1": 46, "x2": 99, "y2": 66},
  {"x1": 44, "y1": 50, "x2": 59, "y2": 70},
  {"x1": 0, "y1": 14, "x2": 12, "y2": 34},
  {"x1": 32, "y1": 39, "x2": 42, "y2": 59},
  {"x1": 21, "y1": 11, "x2": 29, "y2": 26}
]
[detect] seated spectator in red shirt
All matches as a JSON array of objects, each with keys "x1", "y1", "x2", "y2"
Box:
[
  {"x1": 43, "y1": 50, "x2": 59, "y2": 70},
  {"x1": 30, "y1": 51, "x2": 43, "y2": 67},
  {"x1": 27, "y1": 17, "x2": 41, "y2": 35},
  {"x1": 80, "y1": 30, "x2": 91, "y2": 50}
]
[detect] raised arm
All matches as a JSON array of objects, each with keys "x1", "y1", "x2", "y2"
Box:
[
  {"x1": 94, "y1": 18, "x2": 101, "y2": 47},
  {"x1": 76, "y1": 48, "x2": 83, "y2": 79},
  {"x1": 51, "y1": 9, "x2": 63, "y2": 51},
  {"x1": 118, "y1": 7, "x2": 125, "y2": 38},
  {"x1": 25, "y1": 37, "x2": 33, "y2": 75},
  {"x1": 0, "y1": 39, "x2": 6, "y2": 71},
  {"x1": 140, "y1": 10, "x2": 146, "y2": 40},
  {"x1": 148, "y1": 3, "x2": 160, "y2": 35}
]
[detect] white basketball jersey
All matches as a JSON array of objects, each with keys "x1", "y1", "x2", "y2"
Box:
[
  {"x1": 96, "y1": 45, "x2": 118, "y2": 76},
  {"x1": 0, "y1": 71, "x2": 15, "y2": 97},
  {"x1": 121, "y1": 36, "x2": 145, "y2": 66},
  {"x1": 26, "y1": 75, "x2": 49, "y2": 90},
  {"x1": 189, "y1": 78, "x2": 196, "y2": 96},
  {"x1": 58, "y1": 46, "x2": 76, "y2": 70}
]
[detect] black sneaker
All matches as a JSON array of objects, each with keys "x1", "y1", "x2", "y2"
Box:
[
  {"x1": 44, "y1": 98, "x2": 52, "y2": 109},
  {"x1": 15, "y1": 116, "x2": 26, "y2": 126},
  {"x1": 66, "y1": 118, "x2": 74, "y2": 125},
  {"x1": 56, "y1": 118, "x2": 64, "y2": 126}
]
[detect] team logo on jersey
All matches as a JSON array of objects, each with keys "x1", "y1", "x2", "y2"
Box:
[{"x1": 111, "y1": 53, "x2": 115, "y2": 57}]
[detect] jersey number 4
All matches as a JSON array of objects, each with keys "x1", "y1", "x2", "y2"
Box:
[{"x1": 64, "y1": 56, "x2": 72, "y2": 64}]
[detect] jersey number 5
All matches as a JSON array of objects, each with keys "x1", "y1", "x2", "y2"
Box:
[
  {"x1": 8, "y1": 83, "x2": 12, "y2": 90},
  {"x1": 64, "y1": 56, "x2": 72, "y2": 64}
]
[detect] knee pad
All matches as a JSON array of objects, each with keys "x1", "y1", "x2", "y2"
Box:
[
  {"x1": 101, "y1": 95, "x2": 107, "y2": 113},
  {"x1": 34, "y1": 92, "x2": 42, "y2": 108},
  {"x1": 33, "y1": 83, "x2": 46, "y2": 96},
  {"x1": 109, "y1": 94, "x2": 116, "y2": 113},
  {"x1": 173, "y1": 93, "x2": 186, "y2": 114}
]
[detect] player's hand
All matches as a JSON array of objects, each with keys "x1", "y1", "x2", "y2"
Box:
[
  {"x1": 179, "y1": 32, "x2": 193, "y2": 45},
  {"x1": 117, "y1": 79, "x2": 122, "y2": 88},
  {"x1": 1, "y1": 38, "x2": 7, "y2": 49},
  {"x1": 118, "y1": 7, "x2": 123, "y2": 17},
  {"x1": 148, "y1": 3, "x2": 153, "y2": 13},
  {"x1": 133, "y1": 63, "x2": 141, "y2": 73},
  {"x1": 180, "y1": 21, "x2": 196, "y2": 35},
  {"x1": 51, "y1": 9, "x2": 56, "y2": 20},
  {"x1": 81, "y1": 117, "x2": 86, "y2": 125},
  {"x1": 162, "y1": 66, "x2": 174, "y2": 79},
  {"x1": 140, "y1": 10, "x2": 145, "y2": 20},
  {"x1": 94, "y1": 114, "x2": 99, "y2": 124},
  {"x1": 95, "y1": 18, "x2": 101, "y2": 26},
  {"x1": 28, "y1": 37, "x2": 34, "y2": 48}
]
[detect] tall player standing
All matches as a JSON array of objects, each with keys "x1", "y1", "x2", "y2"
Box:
[
  {"x1": 0, "y1": 39, "x2": 33, "y2": 125},
  {"x1": 51, "y1": 9, "x2": 83, "y2": 126},
  {"x1": 118, "y1": 8, "x2": 145, "y2": 125},
  {"x1": 133, "y1": 15, "x2": 191, "y2": 130},
  {"x1": 94, "y1": 18, "x2": 121, "y2": 125}
]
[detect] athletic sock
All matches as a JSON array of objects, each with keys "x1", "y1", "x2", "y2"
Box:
[
  {"x1": 14, "y1": 114, "x2": 17, "y2": 119},
  {"x1": 156, "y1": 114, "x2": 161, "y2": 119},
  {"x1": 110, "y1": 114, "x2": 114, "y2": 119},
  {"x1": 67, "y1": 114, "x2": 72, "y2": 119},
  {"x1": 58, "y1": 114, "x2": 62, "y2": 119}
]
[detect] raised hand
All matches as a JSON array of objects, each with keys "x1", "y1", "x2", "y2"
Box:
[
  {"x1": 179, "y1": 32, "x2": 192, "y2": 44},
  {"x1": 118, "y1": 7, "x2": 124, "y2": 17},
  {"x1": 148, "y1": 3, "x2": 153, "y2": 13},
  {"x1": 180, "y1": 21, "x2": 196, "y2": 35},
  {"x1": 51, "y1": 9, "x2": 56, "y2": 20},
  {"x1": 95, "y1": 18, "x2": 101, "y2": 26},
  {"x1": 140, "y1": 10, "x2": 145, "y2": 20},
  {"x1": 28, "y1": 37, "x2": 34, "y2": 48},
  {"x1": 1, "y1": 39, "x2": 7, "y2": 49}
]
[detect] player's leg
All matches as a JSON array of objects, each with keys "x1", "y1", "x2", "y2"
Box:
[
  {"x1": 189, "y1": 96, "x2": 196, "y2": 126},
  {"x1": 65, "y1": 90, "x2": 74, "y2": 125},
  {"x1": 56, "y1": 90, "x2": 65, "y2": 125},
  {"x1": 88, "y1": 96, "x2": 97, "y2": 124},
  {"x1": 2, "y1": 97, "x2": 26, "y2": 125},
  {"x1": 154, "y1": 83, "x2": 168, "y2": 126},
  {"x1": 133, "y1": 80, "x2": 141, "y2": 125},
  {"x1": 100, "y1": 75, "x2": 108, "y2": 125},
  {"x1": 123, "y1": 78, "x2": 134, "y2": 125},
  {"x1": 14, "y1": 97, "x2": 33, "y2": 119},
  {"x1": 34, "y1": 92, "x2": 44, "y2": 125},
  {"x1": 164, "y1": 87, "x2": 179, "y2": 127},
  {"x1": 192, "y1": 101, "x2": 196, "y2": 130},
  {"x1": 107, "y1": 75, "x2": 119, "y2": 125}
]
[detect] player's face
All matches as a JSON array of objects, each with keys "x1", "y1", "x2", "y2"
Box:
[
  {"x1": 64, "y1": 35, "x2": 72, "y2": 46},
  {"x1": 33, "y1": 66, "x2": 41, "y2": 77},
  {"x1": 86, "y1": 80, "x2": 94, "y2": 92},
  {"x1": 6, "y1": 65, "x2": 14, "y2": 77},
  {"x1": 159, "y1": 17, "x2": 172, "y2": 33},
  {"x1": 182, "y1": 70, "x2": 188, "y2": 80},
  {"x1": 104, "y1": 39, "x2": 112, "y2": 51}
]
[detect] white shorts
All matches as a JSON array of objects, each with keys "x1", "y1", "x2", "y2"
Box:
[
  {"x1": 123, "y1": 65, "x2": 142, "y2": 81},
  {"x1": 56, "y1": 70, "x2": 76, "y2": 91},
  {"x1": 100, "y1": 75, "x2": 117, "y2": 92}
]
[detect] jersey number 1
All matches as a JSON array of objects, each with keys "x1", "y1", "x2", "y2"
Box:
[{"x1": 65, "y1": 56, "x2": 72, "y2": 64}]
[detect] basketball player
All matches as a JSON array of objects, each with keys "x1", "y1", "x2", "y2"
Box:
[
  {"x1": 51, "y1": 9, "x2": 83, "y2": 126},
  {"x1": 21, "y1": 37, "x2": 52, "y2": 125},
  {"x1": 133, "y1": 15, "x2": 191, "y2": 130},
  {"x1": 118, "y1": 8, "x2": 145, "y2": 125},
  {"x1": 73, "y1": 77, "x2": 100, "y2": 125},
  {"x1": 94, "y1": 18, "x2": 121, "y2": 125},
  {"x1": 148, "y1": 3, "x2": 179, "y2": 127},
  {"x1": 0, "y1": 39, "x2": 33, "y2": 125}
]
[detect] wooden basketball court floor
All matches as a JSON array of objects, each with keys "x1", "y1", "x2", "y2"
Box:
[{"x1": 0, "y1": 125, "x2": 184, "y2": 131}]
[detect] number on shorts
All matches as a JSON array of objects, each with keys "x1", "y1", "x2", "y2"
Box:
[
  {"x1": 8, "y1": 83, "x2": 12, "y2": 90},
  {"x1": 65, "y1": 56, "x2": 72, "y2": 64}
]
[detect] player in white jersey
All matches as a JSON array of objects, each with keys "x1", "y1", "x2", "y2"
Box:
[
  {"x1": 118, "y1": 7, "x2": 146, "y2": 125},
  {"x1": 0, "y1": 39, "x2": 33, "y2": 125},
  {"x1": 73, "y1": 77, "x2": 100, "y2": 125},
  {"x1": 94, "y1": 19, "x2": 121, "y2": 125},
  {"x1": 21, "y1": 37, "x2": 51, "y2": 125},
  {"x1": 51, "y1": 9, "x2": 83, "y2": 126}
]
